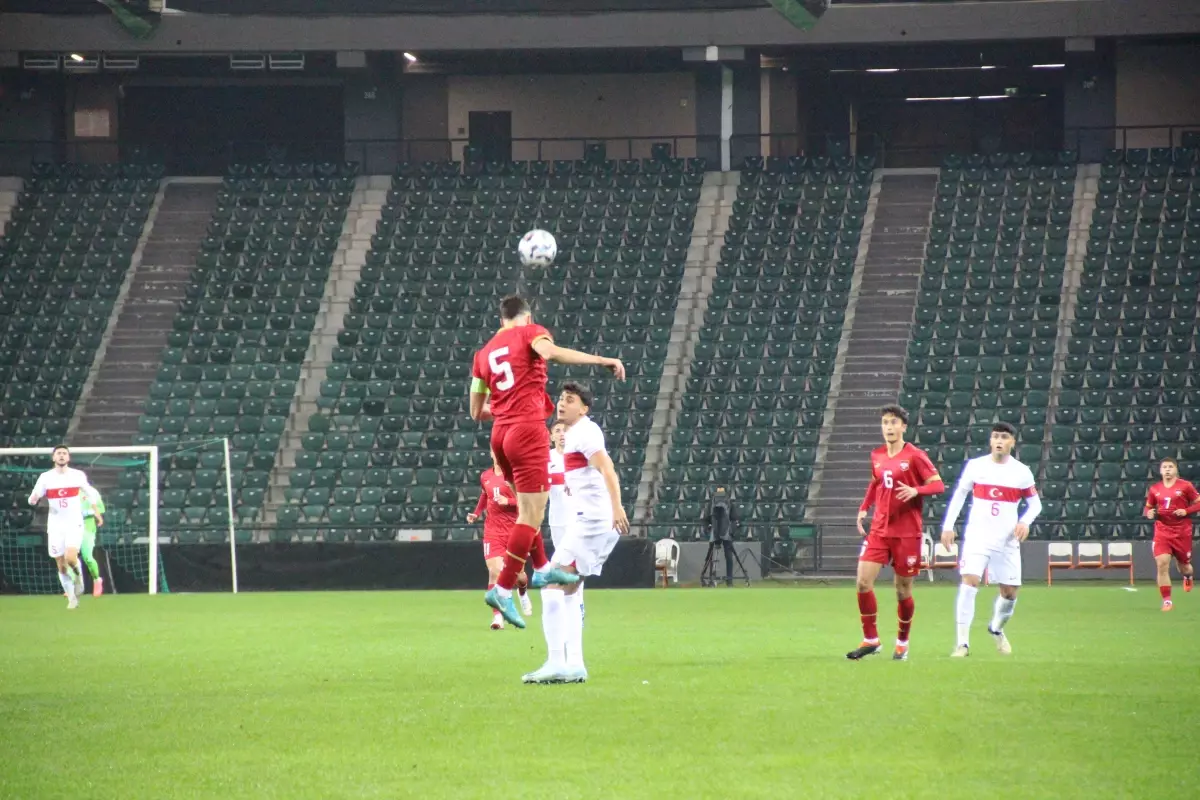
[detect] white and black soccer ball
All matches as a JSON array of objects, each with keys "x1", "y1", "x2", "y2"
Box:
[{"x1": 518, "y1": 229, "x2": 557, "y2": 268}]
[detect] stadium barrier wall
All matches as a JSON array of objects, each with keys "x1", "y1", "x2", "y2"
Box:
[{"x1": 123, "y1": 538, "x2": 658, "y2": 593}]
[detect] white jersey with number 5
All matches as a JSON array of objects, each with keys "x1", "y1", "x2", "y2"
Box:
[
  {"x1": 562, "y1": 416, "x2": 612, "y2": 525},
  {"x1": 29, "y1": 467, "x2": 91, "y2": 533},
  {"x1": 943, "y1": 455, "x2": 1038, "y2": 548}
]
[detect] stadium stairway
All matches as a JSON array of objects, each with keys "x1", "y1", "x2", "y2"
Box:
[
  {"x1": 0, "y1": 177, "x2": 22, "y2": 233},
  {"x1": 635, "y1": 171, "x2": 733, "y2": 524},
  {"x1": 807, "y1": 172, "x2": 939, "y2": 573},
  {"x1": 70, "y1": 182, "x2": 215, "y2": 453},
  {"x1": 261, "y1": 175, "x2": 376, "y2": 527}
]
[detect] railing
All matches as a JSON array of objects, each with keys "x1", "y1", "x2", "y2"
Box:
[{"x1": 0, "y1": 126, "x2": 1196, "y2": 177}]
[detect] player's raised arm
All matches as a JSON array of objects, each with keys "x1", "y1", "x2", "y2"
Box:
[
  {"x1": 940, "y1": 461, "x2": 975, "y2": 548},
  {"x1": 531, "y1": 337, "x2": 626, "y2": 381}
]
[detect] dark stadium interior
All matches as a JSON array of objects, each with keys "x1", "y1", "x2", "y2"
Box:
[{"x1": 0, "y1": 0, "x2": 1197, "y2": 587}]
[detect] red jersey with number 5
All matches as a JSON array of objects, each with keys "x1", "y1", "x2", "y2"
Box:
[
  {"x1": 1146, "y1": 480, "x2": 1200, "y2": 539},
  {"x1": 472, "y1": 324, "x2": 555, "y2": 424},
  {"x1": 866, "y1": 442, "x2": 940, "y2": 539}
]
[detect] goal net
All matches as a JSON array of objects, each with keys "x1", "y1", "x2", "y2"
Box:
[{"x1": 0, "y1": 441, "x2": 238, "y2": 595}]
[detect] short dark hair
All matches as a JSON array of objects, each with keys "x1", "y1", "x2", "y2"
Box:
[
  {"x1": 880, "y1": 404, "x2": 908, "y2": 425},
  {"x1": 52, "y1": 445, "x2": 69, "y2": 454},
  {"x1": 991, "y1": 422, "x2": 1017, "y2": 437},
  {"x1": 499, "y1": 294, "x2": 531, "y2": 320},
  {"x1": 1161, "y1": 457, "x2": 1179, "y2": 468},
  {"x1": 560, "y1": 381, "x2": 593, "y2": 408}
]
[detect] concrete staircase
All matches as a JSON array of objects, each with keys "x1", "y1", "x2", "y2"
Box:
[
  {"x1": 635, "y1": 171, "x2": 735, "y2": 525},
  {"x1": 0, "y1": 177, "x2": 23, "y2": 233},
  {"x1": 70, "y1": 182, "x2": 219, "y2": 488},
  {"x1": 806, "y1": 172, "x2": 940, "y2": 573},
  {"x1": 260, "y1": 176, "x2": 379, "y2": 526},
  {"x1": 1042, "y1": 163, "x2": 1098, "y2": 466}
]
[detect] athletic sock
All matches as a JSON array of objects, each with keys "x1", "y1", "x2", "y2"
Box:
[
  {"x1": 540, "y1": 588, "x2": 566, "y2": 668},
  {"x1": 529, "y1": 532, "x2": 549, "y2": 571},
  {"x1": 562, "y1": 591, "x2": 584, "y2": 668},
  {"x1": 496, "y1": 524, "x2": 536, "y2": 590},
  {"x1": 955, "y1": 583, "x2": 978, "y2": 647},
  {"x1": 577, "y1": 583, "x2": 585, "y2": 626},
  {"x1": 990, "y1": 595, "x2": 1017, "y2": 632},
  {"x1": 1160, "y1": 584, "x2": 1172, "y2": 602},
  {"x1": 58, "y1": 571, "x2": 75, "y2": 597},
  {"x1": 856, "y1": 591, "x2": 878, "y2": 641},
  {"x1": 897, "y1": 596, "x2": 915, "y2": 643},
  {"x1": 517, "y1": 583, "x2": 527, "y2": 597}
]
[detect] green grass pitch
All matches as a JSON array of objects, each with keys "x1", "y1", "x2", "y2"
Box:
[{"x1": 2, "y1": 585, "x2": 1197, "y2": 799}]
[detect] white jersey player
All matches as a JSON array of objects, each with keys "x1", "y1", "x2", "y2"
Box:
[
  {"x1": 940, "y1": 423, "x2": 1042, "y2": 657},
  {"x1": 547, "y1": 421, "x2": 569, "y2": 549},
  {"x1": 27, "y1": 445, "x2": 91, "y2": 608},
  {"x1": 525, "y1": 382, "x2": 630, "y2": 685}
]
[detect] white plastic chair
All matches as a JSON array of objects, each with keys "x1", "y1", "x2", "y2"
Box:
[
  {"x1": 1047, "y1": 542, "x2": 1075, "y2": 585},
  {"x1": 1106, "y1": 541, "x2": 1134, "y2": 585},
  {"x1": 654, "y1": 538, "x2": 680, "y2": 587}
]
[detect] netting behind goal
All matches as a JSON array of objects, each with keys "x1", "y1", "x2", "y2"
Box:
[{"x1": 0, "y1": 447, "x2": 168, "y2": 595}]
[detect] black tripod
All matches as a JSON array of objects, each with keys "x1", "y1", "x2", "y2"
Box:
[{"x1": 701, "y1": 539, "x2": 752, "y2": 587}]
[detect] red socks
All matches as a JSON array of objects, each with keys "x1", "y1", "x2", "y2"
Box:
[
  {"x1": 857, "y1": 591, "x2": 879, "y2": 641},
  {"x1": 497, "y1": 523, "x2": 537, "y2": 590},
  {"x1": 1160, "y1": 584, "x2": 1172, "y2": 601},
  {"x1": 897, "y1": 596, "x2": 915, "y2": 643},
  {"x1": 529, "y1": 532, "x2": 549, "y2": 571}
]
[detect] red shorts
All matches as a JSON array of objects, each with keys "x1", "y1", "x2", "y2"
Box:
[
  {"x1": 482, "y1": 537, "x2": 508, "y2": 561},
  {"x1": 1153, "y1": 536, "x2": 1192, "y2": 565},
  {"x1": 491, "y1": 422, "x2": 550, "y2": 493},
  {"x1": 859, "y1": 534, "x2": 923, "y2": 578}
]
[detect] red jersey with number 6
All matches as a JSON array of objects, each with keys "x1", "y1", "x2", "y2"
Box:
[
  {"x1": 866, "y1": 442, "x2": 940, "y2": 539},
  {"x1": 1146, "y1": 480, "x2": 1200, "y2": 539},
  {"x1": 472, "y1": 324, "x2": 555, "y2": 424}
]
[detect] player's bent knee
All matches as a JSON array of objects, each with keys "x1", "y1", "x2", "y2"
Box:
[
  {"x1": 960, "y1": 574, "x2": 982, "y2": 588},
  {"x1": 999, "y1": 584, "x2": 1019, "y2": 599}
]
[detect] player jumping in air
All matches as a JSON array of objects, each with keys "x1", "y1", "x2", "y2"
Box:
[
  {"x1": 548, "y1": 420, "x2": 569, "y2": 549},
  {"x1": 1145, "y1": 457, "x2": 1200, "y2": 611},
  {"x1": 940, "y1": 422, "x2": 1042, "y2": 656},
  {"x1": 467, "y1": 453, "x2": 532, "y2": 629},
  {"x1": 523, "y1": 383, "x2": 630, "y2": 684},
  {"x1": 847, "y1": 405, "x2": 944, "y2": 662},
  {"x1": 80, "y1": 484, "x2": 106, "y2": 597},
  {"x1": 28, "y1": 446, "x2": 92, "y2": 609},
  {"x1": 470, "y1": 294, "x2": 626, "y2": 629}
]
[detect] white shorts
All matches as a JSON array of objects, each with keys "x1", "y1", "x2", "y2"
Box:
[
  {"x1": 554, "y1": 517, "x2": 620, "y2": 578},
  {"x1": 47, "y1": 523, "x2": 84, "y2": 559},
  {"x1": 959, "y1": 541, "x2": 1022, "y2": 586},
  {"x1": 549, "y1": 525, "x2": 568, "y2": 549}
]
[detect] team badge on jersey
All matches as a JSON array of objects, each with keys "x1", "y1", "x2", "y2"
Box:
[{"x1": 900, "y1": 462, "x2": 910, "y2": 471}]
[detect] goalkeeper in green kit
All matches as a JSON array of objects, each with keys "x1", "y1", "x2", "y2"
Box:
[{"x1": 80, "y1": 485, "x2": 105, "y2": 596}]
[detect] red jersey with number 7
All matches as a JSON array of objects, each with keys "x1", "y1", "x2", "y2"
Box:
[
  {"x1": 471, "y1": 324, "x2": 556, "y2": 425},
  {"x1": 866, "y1": 442, "x2": 940, "y2": 539},
  {"x1": 1145, "y1": 480, "x2": 1200, "y2": 539}
]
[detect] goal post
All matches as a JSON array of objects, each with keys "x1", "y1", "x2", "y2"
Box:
[{"x1": 0, "y1": 439, "x2": 239, "y2": 595}]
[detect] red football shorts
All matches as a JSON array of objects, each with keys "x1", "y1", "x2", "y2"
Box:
[
  {"x1": 482, "y1": 537, "x2": 508, "y2": 561},
  {"x1": 491, "y1": 422, "x2": 550, "y2": 493},
  {"x1": 859, "y1": 533, "x2": 923, "y2": 577},
  {"x1": 1153, "y1": 536, "x2": 1192, "y2": 565}
]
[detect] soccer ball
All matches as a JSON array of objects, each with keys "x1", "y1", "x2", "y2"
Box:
[{"x1": 518, "y1": 229, "x2": 557, "y2": 268}]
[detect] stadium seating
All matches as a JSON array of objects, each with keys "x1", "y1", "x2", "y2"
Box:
[
  {"x1": 0, "y1": 161, "x2": 159, "y2": 531},
  {"x1": 123, "y1": 161, "x2": 356, "y2": 539},
  {"x1": 650, "y1": 154, "x2": 875, "y2": 543},
  {"x1": 902, "y1": 152, "x2": 1079, "y2": 537},
  {"x1": 1044, "y1": 146, "x2": 1200, "y2": 540},
  {"x1": 277, "y1": 154, "x2": 701, "y2": 538}
]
